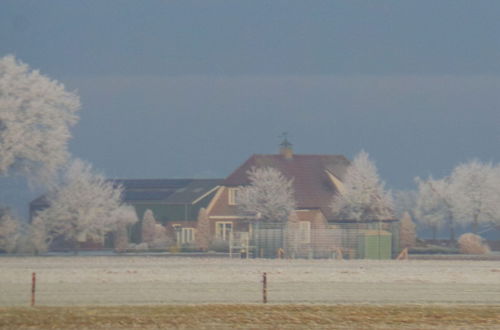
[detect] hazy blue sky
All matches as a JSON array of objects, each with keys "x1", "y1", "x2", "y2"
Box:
[{"x1": 1, "y1": 0, "x2": 500, "y2": 194}]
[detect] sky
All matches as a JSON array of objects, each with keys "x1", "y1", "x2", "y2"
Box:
[{"x1": 1, "y1": 1, "x2": 500, "y2": 216}]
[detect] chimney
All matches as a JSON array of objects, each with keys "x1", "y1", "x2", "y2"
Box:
[{"x1": 280, "y1": 134, "x2": 293, "y2": 159}]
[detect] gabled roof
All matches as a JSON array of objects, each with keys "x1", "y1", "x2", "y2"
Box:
[
  {"x1": 30, "y1": 179, "x2": 223, "y2": 208},
  {"x1": 30, "y1": 195, "x2": 49, "y2": 207},
  {"x1": 223, "y1": 154, "x2": 350, "y2": 219},
  {"x1": 163, "y1": 179, "x2": 222, "y2": 204},
  {"x1": 113, "y1": 179, "x2": 222, "y2": 204}
]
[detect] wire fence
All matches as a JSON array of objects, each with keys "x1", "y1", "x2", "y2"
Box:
[
  {"x1": 231, "y1": 221, "x2": 400, "y2": 259},
  {"x1": 1, "y1": 256, "x2": 499, "y2": 307}
]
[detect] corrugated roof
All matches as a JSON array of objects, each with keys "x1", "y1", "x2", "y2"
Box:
[
  {"x1": 112, "y1": 179, "x2": 193, "y2": 190},
  {"x1": 30, "y1": 179, "x2": 223, "y2": 207},
  {"x1": 115, "y1": 178, "x2": 222, "y2": 204},
  {"x1": 165, "y1": 179, "x2": 221, "y2": 204},
  {"x1": 223, "y1": 154, "x2": 350, "y2": 219},
  {"x1": 122, "y1": 190, "x2": 175, "y2": 202}
]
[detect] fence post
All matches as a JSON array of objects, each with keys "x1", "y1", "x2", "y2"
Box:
[
  {"x1": 31, "y1": 272, "x2": 36, "y2": 307},
  {"x1": 277, "y1": 248, "x2": 284, "y2": 259},
  {"x1": 262, "y1": 272, "x2": 267, "y2": 304},
  {"x1": 396, "y1": 247, "x2": 409, "y2": 260},
  {"x1": 335, "y1": 248, "x2": 343, "y2": 260}
]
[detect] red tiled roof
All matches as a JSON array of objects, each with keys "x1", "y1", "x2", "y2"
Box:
[{"x1": 223, "y1": 154, "x2": 350, "y2": 219}]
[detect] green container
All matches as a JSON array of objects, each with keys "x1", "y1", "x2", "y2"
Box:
[{"x1": 358, "y1": 230, "x2": 392, "y2": 259}]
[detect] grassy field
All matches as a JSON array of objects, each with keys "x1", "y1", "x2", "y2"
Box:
[
  {"x1": 2, "y1": 257, "x2": 500, "y2": 306},
  {"x1": 1, "y1": 304, "x2": 499, "y2": 329}
]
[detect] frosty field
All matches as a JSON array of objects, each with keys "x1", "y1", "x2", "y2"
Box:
[{"x1": 0, "y1": 257, "x2": 499, "y2": 306}]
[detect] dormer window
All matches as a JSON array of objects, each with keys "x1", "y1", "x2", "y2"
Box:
[{"x1": 228, "y1": 188, "x2": 239, "y2": 205}]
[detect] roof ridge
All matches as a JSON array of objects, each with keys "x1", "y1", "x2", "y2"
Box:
[
  {"x1": 252, "y1": 154, "x2": 347, "y2": 157},
  {"x1": 110, "y1": 178, "x2": 223, "y2": 181}
]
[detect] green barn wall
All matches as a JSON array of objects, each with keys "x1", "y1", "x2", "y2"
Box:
[
  {"x1": 358, "y1": 231, "x2": 392, "y2": 259},
  {"x1": 128, "y1": 189, "x2": 217, "y2": 243}
]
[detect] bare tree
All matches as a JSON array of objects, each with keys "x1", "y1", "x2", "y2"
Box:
[
  {"x1": 35, "y1": 159, "x2": 133, "y2": 251},
  {"x1": 331, "y1": 151, "x2": 393, "y2": 221},
  {"x1": 195, "y1": 207, "x2": 211, "y2": 251},
  {"x1": 451, "y1": 160, "x2": 500, "y2": 233},
  {"x1": 0, "y1": 55, "x2": 80, "y2": 184},
  {"x1": 236, "y1": 167, "x2": 296, "y2": 222}
]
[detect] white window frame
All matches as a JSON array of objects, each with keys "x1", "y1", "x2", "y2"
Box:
[
  {"x1": 172, "y1": 224, "x2": 182, "y2": 244},
  {"x1": 215, "y1": 221, "x2": 233, "y2": 241},
  {"x1": 228, "y1": 188, "x2": 239, "y2": 205},
  {"x1": 181, "y1": 227, "x2": 195, "y2": 244},
  {"x1": 299, "y1": 221, "x2": 311, "y2": 244}
]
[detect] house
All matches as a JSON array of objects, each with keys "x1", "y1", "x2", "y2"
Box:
[
  {"x1": 205, "y1": 141, "x2": 349, "y2": 254},
  {"x1": 30, "y1": 178, "x2": 222, "y2": 246},
  {"x1": 29, "y1": 142, "x2": 399, "y2": 257},
  {"x1": 115, "y1": 178, "x2": 222, "y2": 244},
  {"x1": 204, "y1": 141, "x2": 399, "y2": 258}
]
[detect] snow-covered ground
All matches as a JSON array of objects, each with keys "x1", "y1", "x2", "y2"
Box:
[{"x1": 0, "y1": 257, "x2": 499, "y2": 306}]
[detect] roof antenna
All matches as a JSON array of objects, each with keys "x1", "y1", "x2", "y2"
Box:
[{"x1": 279, "y1": 132, "x2": 293, "y2": 159}]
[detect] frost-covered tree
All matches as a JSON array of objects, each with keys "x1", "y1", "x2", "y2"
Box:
[
  {"x1": 35, "y1": 159, "x2": 133, "y2": 251},
  {"x1": 112, "y1": 205, "x2": 138, "y2": 252},
  {"x1": 236, "y1": 167, "x2": 296, "y2": 222},
  {"x1": 399, "y1": 212, "x2": 416, "y2": 248},
  {"x1": 331, "y1": 151, "x2": 393, "y2": 221},
  {"x1": 141, "y1": 209, "x2": 156, "y2": 245},
  {"x1": 414, "y1": 177, "x2": 458, "y2": 241},
  {"x1": 149, "y1": 223, "x2": 171, "y2": 249},
  {"x1": 195, "y1": 207, "x2": 211, "y2": 251},
  {"x1": 114, "y1": 224, "x2": 129, "y2": 252},
  {"x1": 458, "y1": 233, "x2": 490, "y2": 255},
  {"x1": 27, "y1": 217, "x2": 49, "y2": 254},
  {"x1": 0, "y1": 55, "x2": 80, "y2": 184},
  {"x1": 0, "y1": 212, "x2": 20, "y2": 253},
  {"x1": 140, "y1": 210, "x2": 171, "y2": 249},
  {"x1": 451, "y1": 160, "x2": 500, "y2": 233},
  {"x1": 393, "y1": 190, "x2": 417, "y2": 219}
]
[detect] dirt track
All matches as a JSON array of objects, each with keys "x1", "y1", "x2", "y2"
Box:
[{"x1": 2, "y1": 305, "x2": 500, "y2": 329}]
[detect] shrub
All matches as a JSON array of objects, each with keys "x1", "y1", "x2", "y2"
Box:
[
  {"x1": 209, "y1": 239, "x2": 229, "y2": 253},
  {"x1": 129, "y1": 242, "x2": 148, "y2": 251},
  {"x1": 149, "y1": 224, "x2": 172, "y2": 249},
  {"x1": 458, "y1": 233, "x2": 490, "y2": 255},
  {"x1": 409, "y1": 245, "x2": 459, "y2": 255},
  {"x1": 180, "y1": 244, "x2": 202, "y2": 253}
]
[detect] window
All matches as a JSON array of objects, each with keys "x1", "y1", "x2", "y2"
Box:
[
  {"x1": 299, "y1": 221, "x2": 311, "y2": 244},
  {"x1": 172, "y1": 224, "x2": 182, "y2": 244},
  {"x1": 172, "y1": 225, "x2": 195, "y2": 244},
  {"x1": 228, "y1": 188, "x2": 239, "y2": 205},
  {"x1": 215, "y1": 222, "x2": 233, "y2": 241},
  {"x1": 181, "y1": 228, "x2": 195, "y2": 244}
]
